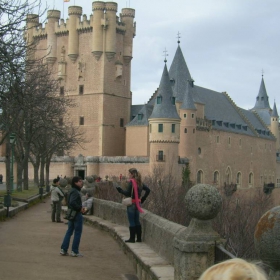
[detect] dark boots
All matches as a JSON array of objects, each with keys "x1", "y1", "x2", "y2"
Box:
[
  {"x1": 125, "y1": 226, "x2": 136, "y2": 243},
  {"x1": 136, "y1": 225, "x2": 142, "y2": 242}
]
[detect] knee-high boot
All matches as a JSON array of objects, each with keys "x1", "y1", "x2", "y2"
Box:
[
  {"x1": 136, "y1": 225, "x2": 142, "y2": 242},
  {"x1": 125, "y1": 226, "x2": 136, "y2": 243}
]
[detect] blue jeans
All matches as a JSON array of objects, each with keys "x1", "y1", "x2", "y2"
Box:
[
  {"x1": 127, "y1": 204, "x2": 141, "y2": 227},
  {"x1": 61, "y1": 212, "x2": 83, "y2": 254}
]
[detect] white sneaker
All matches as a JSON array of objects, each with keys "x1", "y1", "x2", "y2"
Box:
[
  {"x1": 71, "y1": 251, "x2": 83, "y2": 257},
  {"x1": 60, "y1": 249, "x2": 69, "y2": 256}
]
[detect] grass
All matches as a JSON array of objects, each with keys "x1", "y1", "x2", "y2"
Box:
[{"x1": 0, "y1": 185, "x2": 43, "y2": 200}]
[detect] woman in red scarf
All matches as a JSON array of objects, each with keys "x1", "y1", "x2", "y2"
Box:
[{"x1": 115, "y1": 168, "x2": 150, "y2": 243}]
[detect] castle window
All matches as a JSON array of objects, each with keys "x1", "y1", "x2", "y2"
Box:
[
  {"x1": 79, "y1": 116, "x2": 84, "y2": 125},
  {"x1": 197, "y1": 170, "x2": 203, "y2": 183},
  {"x1": 138, "y1": 114, "x2": 143, "y2": 120},
  {"x1": 149, "y1": 124, "x2": 152, "y2": 133},
  {"x1": 239, "y1": 139, "x2": 242, "y2": 146},
  {"x1": 157, "y1": 96, "x2": 162, "y2": 104},
  {"x1": 191, "y1": 113, "x2": 194, "y2": 118},
  {"x1": 277, "y1": 178, "x2": 280, "y2": 188},
  {"x1": 79, "y1": 85, "x2": 84, "y2": 95},
  {"x1": 193, "y1": 128, "x2": 195, "y2": 133},
  {"x1": 228, "y1": 137, "x2": 231, "y2": 144},
  {"x1": 184, "y1": 128, "x2": 187, "y2": 133},
  {"x1": 249, "y1": 172, "x2": 254, "y2": 186},
  {"x1": 184, "y1": 113, "x2": 187, "y2": 118},
  {"x1": 213, "y1": 171, "x2": 219, "y2": 185},
  {"x1": 171, "y1": 124, "x2": 175, "y2": 133},
  {"x1": 198, "y1": 147, "x2": 201, "y2": 155},
  {"x1": 120, "y1": 118, "x2": 124, "y2": 127},
  {"x1": 171, "y1": 97, "x2": 175, "y2": 105},
  {"x1": 156, "y1": 151, "x2": 165, "y2": 162},
  {"x1": 58, "y1": 118, "x2": 63, "y2": 126},
  {"x1": 237, "y1": 172, "x2": 242, "y2": 187},
  {"x1": 60, "y1": 86, "x2": 64, "y2": 96},
  {"x1": 216, "y1": 136, "x2": 220, "y2": 143},
  {"x1": 158, "y1": 124, "x2": 163, "y2": 132}
]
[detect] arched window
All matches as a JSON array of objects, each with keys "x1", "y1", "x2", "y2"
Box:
[
  {"x1": 225, "y1": 167, "x2": 231, "y2": 185},
  {"x1": 184, "y1": 128, "x2": 187, "y2": 133},
  {"x1": 237, "y1": 172, "x2": 241, "y2": 187},
  {"x1": 249, "y1": 172, "x2": 254, "y2": 186},
  {"x1": 213, "y1": 171, "x2": 219, "y2": 185},
  {"x1": 197, "y1": 170, "x2": 203, "y2": 184}
]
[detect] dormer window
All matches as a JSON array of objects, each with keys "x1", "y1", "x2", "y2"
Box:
[
  {"x1": 157, "y1": 96, "x2": 162, "y2": 104},
  {"x1": 224, "y1": 122, "x2": 229, "y2": 127},
  {"x1": 261, "y1": 97, "x2": 264, "y2": 101},
  {"x1": 171, "y1": 97, "x2": 175, "y2": 105},
  {"x1": 138, "y1": 114, "x2": 143, "y2": 120}
]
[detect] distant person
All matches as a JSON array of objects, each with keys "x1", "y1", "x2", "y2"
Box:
[
  {"x1": 60, "y1": 176, "x2": 87, "y2": 257},
  {"x1": 198, "y1": 258, "x2": 267, "y2": 280},
  {"x1": 115, "y1": 168, "x2": 150, "y2": 243},
  {"x1": 50, "y1": 178, "x2": 64, "y2": 223},
  {"x1": 0, "y1": 174, "x2": 3, "y2": 184},
  {"x1": 82, "y1": 192, "x2": 93, "y2": 214}
]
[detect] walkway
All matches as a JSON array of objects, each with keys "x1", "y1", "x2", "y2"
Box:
[{"x1": 0, "y1": 197, "x2": 136, "y2": 280}]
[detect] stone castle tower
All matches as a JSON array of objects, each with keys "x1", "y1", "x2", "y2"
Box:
[{"x1": 26, "y1": 2, "x2": 136, "y2": 157}]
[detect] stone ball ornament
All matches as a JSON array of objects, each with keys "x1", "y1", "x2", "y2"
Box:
[
  {"x1": 59, "y1": 178, "x2": 68, "y2": 188},
  {"x1": 185, "y1": 184, "x2": 222, "y2": 220},
  {"x1": 255, "y1": 206, "x2": 280, "y2": 271}
]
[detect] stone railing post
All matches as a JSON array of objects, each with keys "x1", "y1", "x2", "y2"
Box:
[
  {"x1": 173, "y1": 184, "x2": 223, "y2": 280},
  {"x1": 254, "y1": 206, "x2": 280, "y2": 279}
]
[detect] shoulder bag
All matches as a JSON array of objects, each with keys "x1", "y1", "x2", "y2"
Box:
[{"x1": 122, "y1": 184, "x2": 133, "y2": 206}]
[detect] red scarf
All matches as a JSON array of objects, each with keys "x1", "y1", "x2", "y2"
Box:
[{"x1": 131, "y1": 179, "x2": 144, "y2": 213}]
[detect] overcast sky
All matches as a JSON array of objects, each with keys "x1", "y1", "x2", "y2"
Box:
[{"x1": 51, "y1": 0, "x2": 280, "y2": 111}]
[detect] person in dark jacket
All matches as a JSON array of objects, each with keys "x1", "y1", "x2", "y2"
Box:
[
  {"x1": 60, "y1": 176, "x2": 86, "y2": 257},
  {"x1": 115, "y1": 168, "x2": 150, "y2": 243}
]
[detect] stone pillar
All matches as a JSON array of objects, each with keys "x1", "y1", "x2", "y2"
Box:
[
  {"x1": 255, "y1": 206, "x2": 280, "y2": 279},
  {"x1": 105, "y1": 2, "x2": 117, "y2": 61},
  {"x1": 46, "y1": 10, "x2": 60, "y2": 65},
  {"x1": 121, "y1": 8, "x2": 135, "y2": 65},
  {"x1": 92, "y1": 1, "x2": 105, "y2": 61},
  {"x1": 173, "y1": 184, "x2": 222, "y2": 280},
  {"x1": 68, "y1": 6, "x2": 82, "y2": 62}
]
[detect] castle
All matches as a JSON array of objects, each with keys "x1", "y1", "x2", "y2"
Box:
[{"x1": 21, "y1": 2, "x2": 280, "y2": 188}]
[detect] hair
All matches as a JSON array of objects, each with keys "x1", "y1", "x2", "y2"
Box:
[
  {"x1": 198, "y1": 258, "x2": 267, "y2": 280},
  {"x1": 53, "y1": 178, "x2": 59, "y2": 184},
  {"x1": 71, "y1": 176, "x2": 83, "y2": 188},
  {"x1": 129, "y1": 168, "x2": 142, "y2": 187},
  {"x1": 86, "y1": 192, "x2": 92, "y2": 198}
]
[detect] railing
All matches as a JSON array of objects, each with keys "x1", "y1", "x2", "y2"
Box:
[{"x1": 214, "y1": 244, "x2": 235, "y2": 264}]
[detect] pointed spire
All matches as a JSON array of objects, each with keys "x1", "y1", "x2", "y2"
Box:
[
  {"x1": 169, "y1": 45, "x2": 192, "y2": 102},
  {"x1": 181, "y1": 79, "x2": 197, "y2": 110},
  {"x1": 252, "y1": 76, "x2": 271, "y2": 110},
  {"x1": 271, "y1": 101, "x2": 279, "y2": 118},
  {"x1": 149, "y1": 64, "x2": 180, "y2": 119}
]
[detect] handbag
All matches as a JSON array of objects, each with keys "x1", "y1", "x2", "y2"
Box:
[
  {"x1": 64, "y1": 208, "x2": 77, "y2": 221},
  {"x1": 122, "y1": 185, "x2": 133, "y2": 206}
]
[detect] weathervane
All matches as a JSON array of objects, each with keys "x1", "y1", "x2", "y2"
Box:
[
  {"x1": 163, "y1": 48, "x2": 168, "y2": 63},
  {"x1": 177, "y1": 31, "x2": 181, "y2": 45},
  {"x1": 261, "y1": 69, "x2": 264, "y2": 77}
]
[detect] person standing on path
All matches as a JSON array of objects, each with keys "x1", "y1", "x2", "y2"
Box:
[
  {"x1": 50, "y1": 178, "x2": 64, "y2": 223},
  {"x1": 60, "y1": 176, "x2": 86, "y2": 257},
  {"x1": 115, "y1": 168, "x2": 150, "y2": 243}
]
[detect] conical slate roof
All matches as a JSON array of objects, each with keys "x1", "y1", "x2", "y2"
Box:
[
  {"x1": 181, "y1": 79, "x2": 197, "y2": 110},
  {"x1": 271, "y1": 101, "x2": 279, "y2": 118},
  {"x1": 252, "y1": 77, "x2": 271, "y2": 110},
  {"x1": 169, "y1": 45, "x2": 192, "y2": 102},
  {"x1": 149, "y1": 64, "x2": 180, "y2": 120}
]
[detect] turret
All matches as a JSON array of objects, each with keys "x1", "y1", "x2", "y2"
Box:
[
  {"x1": 46, "y1": 10, "x2": 60, "y2": 65},
  {"x1": 121, "y1": 8, "x2": 135, "y2": 65},
  {"x1": 271, "y1": 101, "x2": 280, "y2": 151},
  {"x1": 25, "y1": 14, "x2": 39, "y2": 61},
  {"x1": 105, "y1": 2, "x2": 117, "y2": 61},
  {"x1": 92, "y1": 1, "x2": 105, "y2": 60},
  {"x1": 68, "y1": 6, "x2": 82, "y2": 62},
  {"x1": 149, "y1": 63, "x2": 180, "y2": 171},
  {"x1": 179, "y1": 79, "x2": 197, "y2": 158}
]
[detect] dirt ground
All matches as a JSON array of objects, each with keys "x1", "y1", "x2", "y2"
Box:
[{"x1": 0, "y1": 197, "x2": 136, "y2": 280}]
